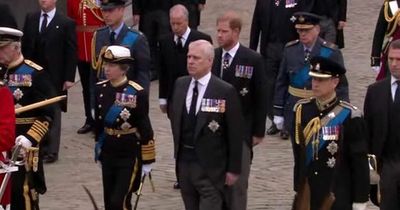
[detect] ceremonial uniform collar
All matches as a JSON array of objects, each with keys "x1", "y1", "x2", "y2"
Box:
[
  {"x1": 110, "y1": 76, "x2": 128, "y2": 87},
  {"x1": 7, "y1": 55, "x2": 24, "y2": 70},
  {"x1": 316, "y1": 93, "x2": 337, "y2": 111}
]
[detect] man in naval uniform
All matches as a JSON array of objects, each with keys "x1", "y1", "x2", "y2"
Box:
[{"x1": 0, "y1": 27, "x2": 56, "y2": 210}]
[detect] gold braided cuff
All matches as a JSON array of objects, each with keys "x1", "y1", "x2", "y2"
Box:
[
  {"x1": 141, "y1": 140, "x2": 156, "y2": 163},
  {"x1": 26, "y1": 120, "x2": 49, "y2": 143}
]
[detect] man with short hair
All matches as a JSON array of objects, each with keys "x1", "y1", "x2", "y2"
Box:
[
  {"x1": 292, "y1": 56, "x2": 368, "y2": 210},
  {"x1": 273, "y1": 12, "x2": 349, "y2": 191},
  {"x1": 365, "y1": 39, "x2": 400, "y2": 210},
  {"x1": 170, "y1": 40, "x2": 243, "y2": 210},
  {"x1": 22, "y1": 0, "x2": 77, "y2": 163},
  {"x1": 172, "y1": 0, "x2": 206, "y2": 29},
  {"x1": 92, "y1": 0, "x2": 151, "y2": 91},
  {"x1": 212, "y1": 11, "x2": 267, "y2": 210},
  {"x1": 0, "y1": 26, "x2": 56, "y2": 210}
]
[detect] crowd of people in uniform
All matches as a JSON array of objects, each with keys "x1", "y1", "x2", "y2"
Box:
[{"x1": 0, "y1": 0, "x2": 400, "y2": 209}]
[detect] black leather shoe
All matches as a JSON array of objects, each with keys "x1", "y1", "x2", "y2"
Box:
[
  {"x1": 280, "y1": 130, "x2": 289, "y2": 140},
  {"x1": 173, "y1": 181, "x2": 180, "y2": 189},
  {"x1": 266, "y1": 124, "x2": 280, "y2": 135},
  {"x1": 43, "y1": 153, "x2": 58, "y2": 164},
  {"x1": 77, "y1": 124, "x2": 93, "y2": 134}
]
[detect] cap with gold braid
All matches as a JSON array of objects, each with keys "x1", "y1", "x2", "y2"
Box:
[
  {"x1": 291, "y1": 12, "x2": 321, "y2": 29},
  {"x1": 0, "y1": 27, "x2": 23, "y2": 47},
  {"x1": 309, "y1": 56, "x2": 346, "y2": 78},
  {"x1": 102, "y1": 45, "x2": 134, "y2": 64}
]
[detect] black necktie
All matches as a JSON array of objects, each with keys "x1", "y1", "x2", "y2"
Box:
[
  {"x1": 394, "y1": 81, "x2": 400, "y2": 104},
  {"x1": 189, "y1": 80, "x2": 199, "y2": 120},
  {"x1": 221, "y1": 52, "x2": 231, "y2": 78},
  {"x1": 109, "y1": 31, "x2": 116, "y2": 44},
  {"x1": 176, "y1": 36, "x2": 183, "y2": 49},
  {"x1": 40, "y1": 13, "x2": 48, "y2": 33},
  {"x1": 304, "y1": 48, "x2": 311, "y2": 63}
]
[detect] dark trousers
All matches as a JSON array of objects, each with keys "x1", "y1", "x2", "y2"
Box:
[
  {"x1": 139, "y1": 10, "x2": 170, "y2": 79},
  {"x1": 319, "y1": 17, "x2": 337, "y2": 44},
  {"x1": 178, "y1": 160, "x2": 223, "y2": 210},
  {"x1": 43, "y1": 105, "x2": 61, "y2": 155},
  {"x1": 380, "y1": 159, "x2": 400, "y2": 210},
  {"x1": 224, "y1": 142, "x2": 251, "y2": 210},
  {"x1": 101, "y1": 156, "x2": 140, "y2": 210},
  {"x1": 265, "y1": 42, "x2": 284, "y2": 121},
  {"x1": 77, "y1": 61, "x2": 94, "y2": 125}
]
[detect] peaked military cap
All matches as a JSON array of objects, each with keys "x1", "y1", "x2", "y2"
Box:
[
  {"x1": 309, "y1": 56, "x2": 346, "y2": 78},
  {"x1": 0, "y1": 27, "x2": 23, "y2": 47},
  {"x1": 291, "y1": 12, "x2": 321, "y2": 29},
  {"x1": 100, "y1": 0, "x2": 126, "y2": 9},
  {"x1": 102, "y1": 45, "x2": 134, "y2": 64}
]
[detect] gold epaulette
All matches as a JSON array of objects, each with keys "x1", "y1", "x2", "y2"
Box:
[
  {"x1": 293, "y1": 97, "x2": 313, "y2": 112},
  {"x1": 96, "y1": 80, "x2": 109, "y2": 85},
  {"x1": 285, "y1": 39, "x2": 299, "y2": 47},
  {"x1": 141, "y1": 139, "x2": 156, "y2": 162},
  {"x1": 24, "y1": 60, "x2": 43, "y2": 71},
  {"x1": 321, "y1": 40, "x2": 338, "y2": 50},
  {"x1": 339, "y1": 100, "x2": 362, "y2": 118},
  {"x1": 128, "y1": 81, "x2": 143, "y2": 91}
]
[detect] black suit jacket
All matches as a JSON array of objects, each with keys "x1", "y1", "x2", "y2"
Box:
[
  {"x1": 0, "y1": 3, "x2": 17, "y2": 28},
  {"x1": 212, "y1": 45, "x2": 267, "y2": 145},
  {"x1": 170, "y1": 75, "x2": 243, "y2": 190},
  {"x1": 158, "y1": 29, "x2": 212, "y2": 102},
  {"x1": 22, "y1": 10, "x2": 77, "y2": 94},
  {"x1": 364, "y1": 78, "x2": 392, "y2": 168}
]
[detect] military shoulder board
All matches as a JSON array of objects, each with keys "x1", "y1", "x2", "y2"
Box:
[
  {"x1": 339, "y1": 100, "x2": 362, "y2": 118},
  {"x1": 128, "y1": 81, "x2": 143, "y2": 91},
  {"x1": 322, "y1": 41, "x2": 338, "y2": 50},
  {"x1": 285, "y1": 39, "x2": 299, "y2": 47},
  {"x1": 293, "y1": 97, "x2": 313, "y2": 111},
  {"x1": 24, "y1": 60, "x2": 43, "y2": 71}
]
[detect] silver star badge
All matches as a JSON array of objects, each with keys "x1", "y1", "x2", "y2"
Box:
[
  {"x1": 13, "y1": 88, "x2": 24, "y2": 101},
  {"x1": 119, "y1": 108, "x2": 131, "y2": 121},
  {"x1": 326, "y1": 157, "x2": 336, "y2": 168},
  {"x1": 208, "y1": 120, "x2": 220, "y2": 133},
  {"x1": 326, "y1": 142, "x2": 338, "y2": 155},
  {"x1": 290, "y1": 16, "x2": 297, "y2": 22},
  {"x1": 240, "y1": 88, "x2": 249, "y2": 96}
]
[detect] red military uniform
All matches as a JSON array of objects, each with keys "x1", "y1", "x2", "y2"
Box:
[
  {"x1": 67, "y1": 0, "x2": 104, "y2": 62},
  {"x1": 0, "y1": 83, "x2": 16, "y2": 207}
]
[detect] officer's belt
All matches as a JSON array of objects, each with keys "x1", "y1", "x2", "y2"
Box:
[
  {"x1": 104, "y1": 127, "x2": 138, "y2": 136},
  {"x1": 288, "y1": 86, "x2": 314, "y2": 99},
  {"x1": 16, "y1": 117, "x2": 38, "y2": 125},
  {"x1": 76, "y1": 25, "x2": 102, "y2": 32}
]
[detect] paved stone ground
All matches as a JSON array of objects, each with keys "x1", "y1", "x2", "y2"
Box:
[{"x1": 39, "y1": 0, "x2": 381, "y2": 209}]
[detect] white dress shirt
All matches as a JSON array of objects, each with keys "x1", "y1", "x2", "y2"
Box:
[
  {"x1": 174, "y1": 27, "x2": 191, "y2": 47},
  {"x1": 185, "y1": 72, "x2": 211, "y2": 114},
  {"x1": 391, "y1": 76, "x2": 400, "y2": 101},
  {"x1": 39, "y1": 8, "x2": 56, "y2": 32}
]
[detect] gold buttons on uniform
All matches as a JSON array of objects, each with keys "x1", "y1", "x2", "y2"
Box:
[
  {"x1": 116, "y1": 118, "x2": 120, "y2": 122},
  {"x1": 100, "y1": 94, "x2": 103, "y2": 98},
  {"x1": 314, "y1": 171, "x2": 318, "y2": 175},
  {"x1": 98, "y1": 105, "x2": 102, "y2": 108},
  {"x1": 103, "y1": 84, "x2": 106, "y2": 87},
  {"x1": 117, "y1": 134, "x2": 121, "y2": 138}
]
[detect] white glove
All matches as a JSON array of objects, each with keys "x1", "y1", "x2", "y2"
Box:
[
  {"x1": 371, "y1": 66, "x2": 380, "y2": 74},
  {"x1": 273, "y1": 116, "x2": 284, "y2": 130},
  {"x1": 142, "y1": 164, "x2": 152, "y2": 177},
  {"x1": 15, "y1": 135, "x2": 32, "y2": 149},
  {"x1": 352, "y1": 202, "x2": 367, "y2": 210}
]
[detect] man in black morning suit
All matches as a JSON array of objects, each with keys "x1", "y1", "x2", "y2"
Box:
[
  {"x1": 21, "y1": 0, "x2": 77, "y2": 163},
  {"x1": 170, "y1": 40, "x2": 243, "y2": 210},
  {"x1": 364, "y1": 39, "x2": 400, "y2": 210},
  {"x1": 212, "y1": 11, "x2": 267, "y2": 210},
  {"x1": 158, "y1": 4, "x2": 212, "y2": 114}
]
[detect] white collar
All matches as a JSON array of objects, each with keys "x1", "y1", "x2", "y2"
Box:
[
  {"x1": 41, "y1": 8, "x2": 56, "y2": 19},
  {"x1": 222, "y1": 42, "x2": 240, "y2": 58},
  {"x1": 192, "y1": 71, "x2": 211, "y2": 86},
  {"x1": 391, "y1": 75, "x2": 400, "y2": 86},
  {"x1": 175, "y1": 27, "x2": 191, "y2": 41}
]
